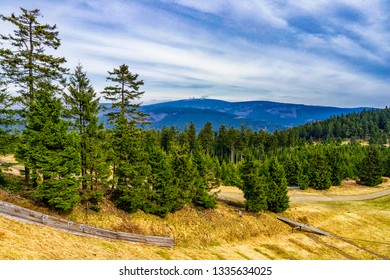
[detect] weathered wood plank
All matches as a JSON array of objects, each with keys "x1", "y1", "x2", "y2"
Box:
[
  {"x1": 277, "y1": 215, "x2": 332, "y2": 236},
  {"x1": 0, "y1": 200, "x2": 174, "y2": 247}
]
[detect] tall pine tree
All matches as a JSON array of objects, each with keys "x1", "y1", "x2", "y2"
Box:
[
  {"x1": 358, "y1": 146, "x2": 383, "y2": 186},
  {"x1": 64, "y1": 64, "x2": 109, "y2": 191},
  {"x1": 102, "y1": 64, "x2": 148, "y2": 126},
  {"x1": 0, "y1": 8, "x2": 67, "y2": 107},
  {"x1": 0, "y1": 8, "x2": 68, "y2": 182},
  {"x1": 16, "y1": 84, "x2": 80, "y2": 212},
  {"x1": 239, "y1": 154, "x2": 267, "y2": 212},
  {"x1": 145, "y1": 145, "x2": 179, "y2": 217},
  {"x1": 266, "y1": 157, "x2": 289, "y2": 213},
  {"x1": 102, "y1": 65, "x2": 151, "y2": 212}
]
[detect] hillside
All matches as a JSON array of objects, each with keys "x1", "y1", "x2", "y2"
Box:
[
  {"x1": 140, "y1": 99, "x2": 371, "y2": 131},
  {"x1": 99, "y1": 99, "x2": 372, "y2": 131},
  {"x1": 1, "y1": 183, "x2": 389, "y2": 260}
]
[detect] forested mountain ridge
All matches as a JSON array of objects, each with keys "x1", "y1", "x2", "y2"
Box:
[
  {"x1": 127, "y1": 98, "x2": 374, "y2": 131},
  {"x1": 290, "y1": 107, "x2": 390, "y2": 144}
]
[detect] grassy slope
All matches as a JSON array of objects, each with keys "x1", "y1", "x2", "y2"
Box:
[
  {"x1": 0, "y1": 188, "x2": 389, "y2": 260},
  {"x1": 1, "y1": 155, "x2": 389, "y2": 260}
]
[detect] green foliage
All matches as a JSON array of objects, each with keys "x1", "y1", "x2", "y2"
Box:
[
  {"x1": 308, "y1": 152, "x2": 332, "y2": 190},
  {"x1": 35, "y1": 177, "x2": 80, "y2": 212},
  {"x1": 102, "y1": 64, "x2": 148, "y2": 126},
  {"x1": 4, "y1": 6, "x2": 390, "y2": 218},
  {"x1": 109, "y1": 114, "x2": 152, "y2": 213},
  {"x1": 283, "y1": 156, "x2": 302, "y2": 187},
  {"x1": 358, "y1": 147, "x2": 383, "y2": 186},
  {"x1": 266, "y1": 158, "x2": 289, "y2": 213},
  {"x1": 291, "y1": 107, "x2": 390, "y2": 143},
  {"x1": 198, "y1": 122, "x2": 214, "y2": 156},
  {"x1": 0, "y1": 8, "x2": 67, "y2": 106},
  {"x1": 16, "y1": 86, "x2": 80, "y2": 212},
  {"x1": 221, "y1": 161, "x2": 242, "y2": 187},
  {"x1": 239, "y1": 154, "x2": 267, "y2": 212},
  {"x1": 111, "y1": 184, "x2": 151, "y2": 214},
  {"x1": 145, "y1": 146, "x2": 179, "y2": 217},
  {"x1": 325, "y1": 148, "x2": 345, "y2": 186},
  {"x1": 64, "y1": 64, "x2": 110, "y2": 191},
  {"x1": 80, "y1": 189, "x2": 104, "y2": 212}
]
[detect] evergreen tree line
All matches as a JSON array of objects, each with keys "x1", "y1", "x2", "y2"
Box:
[
  {"x1": 1, "y1": 8, "x2": 389, "y2": 216},
  {"x1": 289, "y1": 108, "x2": 390, "y2": 144}
]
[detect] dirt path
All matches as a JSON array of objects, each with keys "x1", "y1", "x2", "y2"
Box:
[
  {"x1": 217, "y1": 187, "x2": 390, "y2": 204},
  {"x1": 289, "y1": 188, "x2": 390, "y2": 203}
]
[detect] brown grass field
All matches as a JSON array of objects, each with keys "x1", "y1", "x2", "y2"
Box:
[{"x1": 0, "y1": 155, "x2": 389, "y2": 260}]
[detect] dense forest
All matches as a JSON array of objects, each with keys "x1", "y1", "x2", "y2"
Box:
[{"x1": 1, "y1": 8, "x2": 389, "y2": 217}]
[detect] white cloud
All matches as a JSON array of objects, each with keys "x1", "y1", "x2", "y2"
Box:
[
  {"x1": 0, "y1": 0, "x2": 389, "y2": 108},
  {"x1": 163, "y1": 0, "x2": 288, "y2": 28}
]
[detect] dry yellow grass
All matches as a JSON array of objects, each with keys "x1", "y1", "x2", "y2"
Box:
[{"x1": 1, "y1": 191, "x2": 389, "y2": 260}]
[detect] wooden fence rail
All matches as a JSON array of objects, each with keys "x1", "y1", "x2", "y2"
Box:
[
  {"x1": 0, "y1": 201, "x2": 174, "y2": 247},
  {"x1": 276, "y1": 215, "x2": 332, "y2": 236}
]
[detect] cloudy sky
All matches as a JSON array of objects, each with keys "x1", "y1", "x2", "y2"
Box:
[{"x1": 1, "y1": 0, "x2": 390, "y2": 107}]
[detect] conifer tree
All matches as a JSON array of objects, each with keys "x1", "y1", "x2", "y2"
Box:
[
  {"x1": 0, "y1": 78, "x2": 17, "y2": 155},
  {"x1": 64, "y1": 64, "x2": 109, "y2": 191},
  {"x1": 358, "y1": 146, "x2": 383, "y2": 186},
  {"x1": 198, "y1": 121, "x2": 214, "y2": 156},
  {"x1": 308, "y1": 152, "x2": 332, "y2": 190},
  {"x1": 102, "y1": 64, "x2": 151, "y2": 212},
  {"x1": 0, "y1": 8, "x2": 67, "y2": 107},
  {"x1": 266, "y1": 157, "x2": 289, "y2": 213},
  {"x1": 284, "y1": 156, "x2": 302, "y2": 187},
  {"x1": 325, "y1": 147, "x2": 345, "y2": 186},
  {"x1": 145, "y1": 145, "x2": 178, "y2": 217},
  {"x1": 170, "y1": 147, "x2": 196, "y2": 210},
  {"x1": 185, "y1": 121, "x2": 197, "y2": 154},
  {"x1": 16, "y1": 84, "x2": 80, "y2": 212},
  {"x1": 1, "y1": 8, "x2": 68, "y2": 182},
  {"x1": 109, "y1": 114, "x2": 151, "y2": 213},
  {"x1": 102, "y1": 64, "x2": 148, "y2": 126},
  {"x1": 216, "y1": 124, "x2": 228, "y2": 161},
  {"x1": 192, "y1": 150, "x2": 217, "y2": 208},
  {"x1": 0, "y1": 79, "x2": 11, "y2": 183},
  {"x1": 239, "y1": 154, "x2": 267, "y2": 212}
]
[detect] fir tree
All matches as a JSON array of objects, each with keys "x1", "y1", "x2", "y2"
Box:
[
  {"x1": 308, "y1": 152, "x2": 332, "y2": 190},
  {"x1": 284, "y1": 156, "x2": 302, "y2": 187},
  {"x1": 110, "y1": 114, "x2": 151, "y2": 213},
  {"x1": 0, "y1": 8, "x2": 67, "y2": 107},
  {"x1": 0, "y1": 78, "x2": 17, "y2": 155},
  {"x1": 325, "y1": 147, "x2": 345, "y2": 186},
  {"x1": 198, "y1": 121, "x2": 214, "y2": 156},
  {"x1": 170, "y1": 147, "x2": 196, "y2": 210},
  {"x1": 102, "y1": 64, "x2": 151, "y2": 213},
  {"x1": 192, "y1": 150, "x2": 217, "y2": 208},
  {"x1": 102, "y1": 64, "x2": 148, "y2": 126},
  {"x1": 266, "y1": 157, "x2": 289, "y2": 213},
  {"x1": 358, "y1": 146, "x2": 383, "y2": 186},
  {"x1": 239, "y1": 154, "x2": 267, "y2": 212},
  {"x1": 16, "y1": 84, "x2": 80, "y2": 212},
  {"x1": 145, "y1": 145, "x2": 178, "y2": 217},
  {"x1": 1, "y1": 8, "x2": 68, "y2": 182},
  {"x1": 184, "y1": 121, "x2": 197, "y2": 154},
  {"x1": 64, "y1": 64, "x2": 109, "y2": 191}
]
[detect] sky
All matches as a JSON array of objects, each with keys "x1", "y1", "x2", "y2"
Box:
[{"x1": 1, "y1": 0, "x2": 390, "y2": 108}]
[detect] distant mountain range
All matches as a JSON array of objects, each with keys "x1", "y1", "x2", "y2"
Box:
[{"x1": 101, "y1": 98, "x2": 374, "y2": 132}]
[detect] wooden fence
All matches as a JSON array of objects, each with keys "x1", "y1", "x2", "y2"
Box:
[
  {"x1": 276, "y1": 215, "x2": 332, "y2": 236},
  {"x1": 0, "y1": 201, "x2": 174, "y2": 247}
]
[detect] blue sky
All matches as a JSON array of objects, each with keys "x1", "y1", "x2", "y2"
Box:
[{"x1": 1, "y1": 0, "x2": 390, "y2": 108}]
